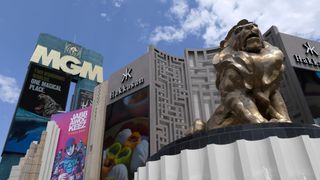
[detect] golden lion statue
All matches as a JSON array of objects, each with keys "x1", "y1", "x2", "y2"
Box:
[{"x1": 206, "y1": 19, "x2": 291, "y2": 129}]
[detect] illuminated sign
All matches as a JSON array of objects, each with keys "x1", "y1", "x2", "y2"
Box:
[
  {"x1": 102, "y1": 87, "x2": 149, "y2": 180},
  {"x1": 110, "y1": 68, "x2": 145, "y2": 99},
  {"x1": 293, "y1": 42, "x2": 320, "y2": 68},
  {"x1": 121, "y1": 68, "x2": 133, "y2": 83},
  {"x1": 30, "y1": 45, "x2": 103, "y2": 83},
  {"x1": 303, "y1": 42, "x2": 319, "y2": 56},
  {"x1": 76, "y1": 89, "x2": 93, "y2": 109},
  {"x1": 4, "y1": 63, "x2": 70, "y2": 153},
  {"x1": 110, "y1": 78, "x2": 144, "y2": 99}
]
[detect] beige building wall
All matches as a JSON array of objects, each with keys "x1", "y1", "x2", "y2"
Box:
[
  {"x1": 38, "y1": 121, "x2": 60, "y2": 180},
  {"x1": 85, "y1": 81, "x2": 109, "y2": 180}
]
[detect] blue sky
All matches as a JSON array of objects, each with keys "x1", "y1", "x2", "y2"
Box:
[{"x1": 1, "y1": 0, "x2": 320, "y2": 154}]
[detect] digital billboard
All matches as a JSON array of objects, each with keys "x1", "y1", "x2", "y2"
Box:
[
  {"x1": 101, "y1": 87, "x2": 149, "y2": 180},
  {"x1": 4, "y1": 63, "x2": 71, "y2": 153},
  {"x1": 76, "y1": 89, "x2": 94, "y2": 109},
  {"x1": 51, "y1": 106, "x2": 92, "y2": 180},
  {"x1": 294, "y1": 68, "x2": 320, "y2": 123}
]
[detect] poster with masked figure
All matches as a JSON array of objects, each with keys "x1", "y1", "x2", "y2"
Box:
[{"x1": 51, "y1": 106, "x2": 92, "y2": 180}]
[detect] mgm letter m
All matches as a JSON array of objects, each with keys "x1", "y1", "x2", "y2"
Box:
[{"x1": 30, "y1": 45, "x2": 103, "y2": 83}]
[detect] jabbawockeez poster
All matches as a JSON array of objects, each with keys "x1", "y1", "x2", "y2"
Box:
[{"x1": 51, "y1": 106, "x2": 92, "y2": 180}]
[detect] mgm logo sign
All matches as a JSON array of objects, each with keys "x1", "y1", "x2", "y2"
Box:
[{"x1": 30, "y1": 44, "x2": 103, "y2": 83}]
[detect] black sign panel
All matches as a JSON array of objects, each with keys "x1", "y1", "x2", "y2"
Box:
[
  {"x1": 4, "y1": 63, "x2": 71, "y2": 153},
  {"x1": 76, "y1": 89, "x2": 93, "y2": 109}
]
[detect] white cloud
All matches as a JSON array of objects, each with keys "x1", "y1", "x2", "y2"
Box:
[
  {"x1": 137, "y1": 19, "x2": 149, "y2": 29},
  {"x1": 113, "y1": 0, "x2": 124, "y2": 8},
  {"x1": 100, "y1": 12, "x2": 111, "y2": 22},
  {"x1": 0, "y1": 74, "x2": 20, "y2": 104},
  {"x1": 170, "y1": 0, "x2": 189, "y2": 20},
  {"x1": 100, "y1": 13, "x2": 107, "y2": 17},
  {"x1": 150, "y1": 26, "x2": 185, "y2": 44},
  {"x1": 150, "y1": 0, "x2": 320, "y2": 47},
  {"x1": 136, "y1": 19, "x2": 151, "y2": 41}
]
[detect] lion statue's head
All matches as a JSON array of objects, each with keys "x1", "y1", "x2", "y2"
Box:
[{"x1": 220, "y1": 19, "x2": 265, "y2": 53}]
